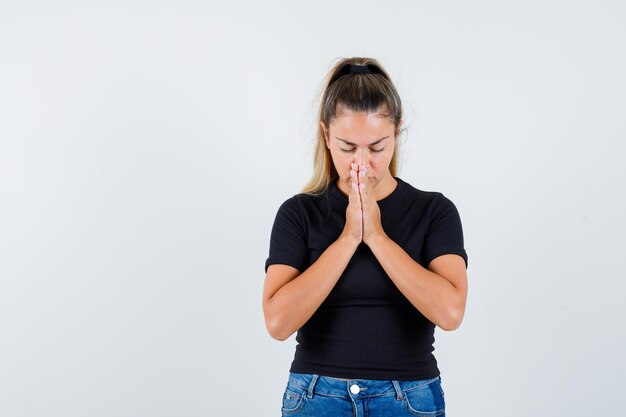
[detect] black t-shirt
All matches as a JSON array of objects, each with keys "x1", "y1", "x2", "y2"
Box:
[{"x1": 265, "y1": 176, "x2": 468, "y2": 380}]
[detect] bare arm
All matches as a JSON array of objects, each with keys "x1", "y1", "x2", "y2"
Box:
[
  {"x1": 366, "y1": 234, "x2": 468, "y2": 331},
  {"x1": 263, "y1": 167, "x2": 364, "y2": 341},
  {"x1": 262, "y1": 236, "x2": 359, "y2": 341},
  {"x1": 356, "y1": 165, "x2": 468, "y2": 331}
]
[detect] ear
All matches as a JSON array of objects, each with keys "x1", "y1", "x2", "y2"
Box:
[
  {"x1": 320, "y1": 121, "x2": 330, "y2": 148},
  {"x1": 395, "y1": 119, "x2": 404, "y2": 137}
]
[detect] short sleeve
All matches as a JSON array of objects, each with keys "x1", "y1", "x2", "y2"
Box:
[
  {"x1": 422, "y1": 193, "x2": 469, "y2": 269},
  {"x1": 264, "y1": 196, "x2": 308, "y2": 273}
]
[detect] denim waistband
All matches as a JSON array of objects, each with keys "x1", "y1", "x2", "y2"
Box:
[{"x1": 286, "y1": 372, "x2": 441, "y2": 400}]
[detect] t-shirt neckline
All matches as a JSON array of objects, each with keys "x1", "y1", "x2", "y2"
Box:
[{"x1": 329, "y1": 176, "x2": 406, "y2": 208}]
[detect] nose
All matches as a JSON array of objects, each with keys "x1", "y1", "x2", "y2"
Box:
[{"x1": 353, "y1": 150, "x2": 368, "y2": 170}]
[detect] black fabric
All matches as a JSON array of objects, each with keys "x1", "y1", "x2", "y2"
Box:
[
  {"x1": 328, "y1": 63, "x2": 386, "y2": 86},
  {"x1": 264, "y1": 177, "x2": 468, "y2": 380},
  {"x1": 349, "y1": 64, "x2": 371, "y2": 74}
]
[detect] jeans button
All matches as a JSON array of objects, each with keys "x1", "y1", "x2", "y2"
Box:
[{"x1": 350, "y1": 384, "x2": 361, "y2": 394}]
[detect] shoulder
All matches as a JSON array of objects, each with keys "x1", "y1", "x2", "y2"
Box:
[
  {"x1": 395, "y1": 177, "x2": 449, "y2": 208},
  {"x1": 395, "y1": 179, "x2": 465, "y2": 226},
  {"x1": 430, "y1": 191, "x2": 458, "y2": 211},
  {"x1": 275, "y1": 189, "x2": 326, "y2": 212},
  {"x1": 272, "y1": 188, "x2": 329, "y2": 224}
]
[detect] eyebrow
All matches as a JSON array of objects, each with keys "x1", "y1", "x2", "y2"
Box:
[{"x1": 335, "y1": 136, "x2": 389, "y2": 146}]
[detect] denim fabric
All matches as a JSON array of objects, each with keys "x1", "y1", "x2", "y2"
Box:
[{"x1": 281, "y1": 372, "x2": 446, "y2": 417}]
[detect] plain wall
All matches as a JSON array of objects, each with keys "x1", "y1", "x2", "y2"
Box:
[{"x1": 1, "y1": 1, "x2": 624, "y2": 416}]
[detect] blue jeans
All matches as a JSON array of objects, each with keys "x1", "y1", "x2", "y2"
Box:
[{"x1": 281, "y1": 372, "x2": 446, "y2": 417}]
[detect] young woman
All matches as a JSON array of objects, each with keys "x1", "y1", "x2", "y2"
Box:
[{"x1": 262, "y1": 57, "x2": 468, "y2": 417}]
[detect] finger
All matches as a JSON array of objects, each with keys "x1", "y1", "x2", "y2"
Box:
[
  {"x1": 352, "y1": 162, "x2": 359, "y2": 182},
  {"x1": 359, "y1": 166, "x2": 368, "y2": 195},
  {"x1": 350, "y1": 168, "x2": 360, "y2": 202},
  {"x1": 350, "y1": 167, "x2": 357, "y2": 189}
]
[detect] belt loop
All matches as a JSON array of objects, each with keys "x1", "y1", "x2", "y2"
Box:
[
  {"x1": 307, "y1": 374, "x2": 320, "y2": 398},
  {"x1": 392, "y1": 380, "x2": 404, "y2": 400}
]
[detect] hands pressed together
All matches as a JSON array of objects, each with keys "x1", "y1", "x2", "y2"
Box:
[{"x1": 341, "y1": 163, "x2": 387, "y2": 246}]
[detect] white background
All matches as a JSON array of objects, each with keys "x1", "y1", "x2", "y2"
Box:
[{"x1": 1, "y1": 1, "x2": 625, "y2": 416}]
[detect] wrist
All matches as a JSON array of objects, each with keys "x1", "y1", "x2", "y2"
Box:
[
  {"x1": 363, "y1": 232, "x2": 388, "y2": 248},
  {"x1": 338, "y1": 233, "x2": 361, "y2": 250}
]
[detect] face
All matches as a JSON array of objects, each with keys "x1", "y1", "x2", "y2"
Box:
[{"x1": 321, "y1": 107, "x2": 399, "y2": 194}]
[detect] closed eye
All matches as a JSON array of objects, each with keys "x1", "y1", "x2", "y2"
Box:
[{"x1": 340, "y1": 148, "x2": 385, "y2": 153}]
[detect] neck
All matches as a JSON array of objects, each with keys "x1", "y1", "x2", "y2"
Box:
[{"x1": 373, "y1": 173, "x2": 398, "y2": 201}]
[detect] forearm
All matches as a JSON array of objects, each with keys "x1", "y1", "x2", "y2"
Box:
[
  {"x1": 366, "y1": 234, "x2": 462, "y2": 330},
  {"x1": 268, "y1": 236, "x2": 359, "y2": 340}
]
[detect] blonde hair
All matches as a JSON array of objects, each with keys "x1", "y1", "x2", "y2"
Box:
[{"x1": 302, "y1": 57, "x2": 404, "y2": 195}]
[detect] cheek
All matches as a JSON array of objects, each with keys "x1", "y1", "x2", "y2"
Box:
[
  {"x1": 368, "y1": 152, "x2": 392, "y2": 174},
  {"x1": 368, "y1": 152, "x2": 386, "y2": 166},
  {"x1": 330, "y1": 151, "x2": 351, "y2": 176}
]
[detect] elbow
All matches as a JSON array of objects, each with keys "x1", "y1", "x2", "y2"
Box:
[
  {"x1": 266, "y1": 324, "x2": 292, "y2": 342},
  {"x1": 266, "y1": 318, "x2": 292, "y2": 341},
  {"x1": 439, "y1": 307, "x2": 464, "y2": 331},
  {"x1": 263, "y1": 305, "x2": 293, "y2": 341},
  {"x1": 271, "y1": 332, "x2": 291, "y2": 342}
]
